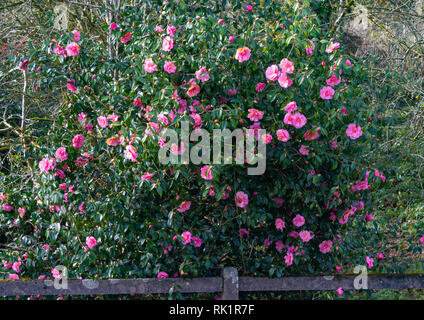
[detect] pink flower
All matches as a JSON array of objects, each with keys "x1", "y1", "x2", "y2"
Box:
[
  {"x1": 346, "y1": 59, "x2": 352, "y2": 66},
  {"x1": 336, "y1": 287, "x2": 343, "y2": 296},
  {"x1": 86, "y1": 236, "x2": 97, "y2": 248},
  {"x1": 167, "y1": 25, "x2": 176, "y2": 37},
  {"x1": 293, "y1": 214, "x2": 305, "y2": 227},
  {"x1": 283, "y1": 112, "x2": 295, "y2": 125},
  {"x1": 9, "y1": 274, "x2": 19, "y2": 280},
  {"x1": 284, "y1": 101, "x2": 297, "y2": 112},
  {"x1": 235, "y1": 191, "x2": 249, "y2": 209},
  {"x1": 320, "y1": 86, "x2": 335, "y2": 100},
  {"x1": 247, "y1": 109, "x2": 264, "y2": 122},
  {"x1": 120, "y1": 32, "x2": 132, "y2": 43},
  {"x1": 53, "y1": 44, "x2": 66, "y2": 56},
  {"x1": 366, "y1": 256, "x2": 374, "y2": 269},
  {"x1": 177, "y1": 201, "x2": 191, "y2": 213},
  {"x1": 346, "y1": 123, "x2": 363, "y2": 140},
  {"x1": 39, "y1": 158, "x2": 56, "y2": 173},
  {"x1": 304, "y1": 129, "x2": 320, "y2": 141},
  {"x1": 65, "y1": 42, "x2": 80, "y2": 56},
  {"x1": 377, "y1": 253, "x2": 384, "y2": 259},
  {"x1": 326, "y1": 73, "x2": 341, "y2": 87},
  {"x1": 255, "y1": 82, "x2": 266, "y2": 92},
  {"x1": 279, "y1": 58, "x2": 294, "y2": 74},
  {"x1": 195, "y1": 66, "x2": 210, "y2": 82},
  {"x1": 97, "y1": 116, "x2": 109, "y2": 128},
  {"x1": 228, "y1": 35, "x2": 235, "y2": 42},
  {"x1": 162, "y1": 36, "x2": 174, "y2": 52},
  {"x1": 276, "y1": 129, "x2": 290, "y2": 142},
  {"x1": 239, "y1": 228, "x2": 249, "y2": 238},
  {"x1": 157, "y1": 271, "x2": 168, "y2": 278},
  {"x1": 265, "y1": 65, "x2": 280, "y2": 81},
  {"x1": 305, "y1": 39, "x2": 315, "y2": 55},
  {"x1": 72, "y1": 134, "x2": 85, "y2": 149},
  {"x1": 181, "y1": 231, "x2": 192, "y2": 244},
  {"x1": 187, "y1": 81, "x2": 200, "y2": 97},
  {"x1": 66, "y1": 80, "x2": 77, "y2": 93},
  {"x1": 52, "y1": 268, "x2": 62, "y2": 279},
  {"x1": 235, "y1": 47, "x2": 251, "y2": 63},
  {"x1": 141, "y1": 172, "x2": 153, "y2": 182},
  {"x1": 55, "y1": 147, "x2": 68, "y2": 161},
  {"x1": 292, "y1": 112, "x2": 307, "y2": 129},
  {"x1": 19, "y1": 59, "x2": 29, "y2": 70},
  {"x1": 299, "y1": 230, "x2": 313, "y2": 242},
  {"x1": 191, "y1": 236, "x2": 202, "y2": 247},
  {"x1": 284, "y1": 252, "x2": 294, "y2": 266},
  {"x1": 2, "y1": 204, "x2": 13, "y2": 212},
  {"x1": 144, "y1": 58, "x2": 157, "y2": 73},
  {"x1": 261, "y1": 133, "x2": 273, "y2": 144},
  {"x1": 12, "y1": 261, "x2": 21, "y2": 273},
  {"x1": 275, "y1": 240, "x2": 284, "y2": 252},
  {"x1": 319, "y1": 240, "x2": 333, "y2": 253},
  {"x1": 110, "y1": 22, "x2": 117, "y2": 30},
  {"x1": 326, "y1": 41, "x2": 340, "y2": 53},
  {"x1": 164, "y1": 61, "x2": 176, "y2": 74},
  {"x1": 18, "y1": 207, "x2": 26, "y2": 218},
  {"x1": 275, "y1": 218, "x2": 285, "y2": 230},
  {"x1": 200, "y1": 165, "x2": 213, "y2": 180},
  {"x1": 246, "y1": 5, "x2": 253, "y2": 11},
  {"x1": 420, "y1": 235, "x2": 424, "y2": 244},
  {"x1": 124, "y1": 145, "x2": 138, "y2": 162},
  {"x1": 277, "y1": 73, "x2": 293, "y2": 88},
  {"x1": 71, "y1": 29, "x2": 80, "y2": 41}
]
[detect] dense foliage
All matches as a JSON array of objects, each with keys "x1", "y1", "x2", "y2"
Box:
[{"x1": 1, "y1": 0, "x2": 389, "y2": 284}]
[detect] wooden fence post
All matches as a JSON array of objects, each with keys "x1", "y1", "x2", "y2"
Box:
[{"x1": 222, "y1": 267, "x2": 239, "y2": 300}]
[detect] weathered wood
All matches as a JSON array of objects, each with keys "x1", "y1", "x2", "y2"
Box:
[
  {"x1": 0, "y1": 277, "x2": 222, "y2": 297},
  {"x1": 222, "y1": 267, "x2": 239, "y2": 300},
  {"x1": 239, "y1": 274, "x2": 424, "y2": 291}
]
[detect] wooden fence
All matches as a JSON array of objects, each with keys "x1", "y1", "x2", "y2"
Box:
[{"x1": 1, "y1": 267, "x2": 424, "y2": 299}]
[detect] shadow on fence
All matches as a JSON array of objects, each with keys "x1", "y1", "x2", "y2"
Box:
[{"x1": 1, "y1": 267, "x2": 424, "y2": 299}]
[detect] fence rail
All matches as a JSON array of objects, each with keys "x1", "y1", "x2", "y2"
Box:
[{"x1": 1, "y1": 267, "x2": 424, "y2": 299}]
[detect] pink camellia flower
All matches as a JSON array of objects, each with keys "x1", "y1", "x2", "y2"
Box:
[
  {"x1": 377, "y1": 253, "x2": 384, "y2": 259},
  {"x1": 420, "y1": 235, "x2": 424, "y2": 244},
  {"x1": 235, "y1": 47, "x2": 251, "y2": 62},
  {"x1": 277, "y1": 73, "x2": 293, "y2": 88},
  {"x1": 9, "y1": 274, "x2": 19, "y2": 280},
  {"x1": 246, "y1": 5, "x2": 253, "y2": 11},
  {"x1": 144, "y1": 58, "x2": 157, "y2": 73},
  {"x1": 336, "y1": 266, "x2": 341, "y2": 271},
  {"x1": 201, "y1": 165, "x2": 213, "y2": 180},
  {"x1": 155, "y1": 25, "x2": 164, "y2": 33},
  {"x1": 181, "y1": 231, "x2": 192, "y2": 244},
  {"x1": 336, "y1": 287, "x2": 344, "y2": 296},
  {"x1": 326, "y1": 41, "x2": 340, "y2": 53},
  {"x1": 255, "y1": 82, "x2": 266, "y2": 92},
  {"x1": 346, "y1": 59, "x2": 352, "y2": 66},
  {"x1": 55, "y1": 147, "x2": 68, "y2": 161},
  {"x1": 120, "y1": 32, "x2": 132, "y2": 43},
  {"x1": 218, "y1": 18, "x2": 224, "y2": 24},
  {"x1": 305, "y1": 39, "x2": 315, "y2": 55},
  {"x1": 164, "y1": 61, "x2": 176, "y2": 74},
  {"x1": 239, "y1": 228, "x2": 249, "y2": 238},
  {"x1": 261, "y1": 133, "x2": 273, "y2": 144},
  {"x1": 141, "y1": 172, "x2": 153, "y2": 182},
  {"x1": 66, "y1": 80, "x2": 77, "y2": 93},
  {"x1": 19, "y1": 59, "x2": 29, "y2": 70},
  {"x1": 283, "y1": 112, "x2": 295, "y2": 125},
  {"x1": 106, "y1": 137, "x2": 120, "y2": 146},
  {"x1": 320, "y1": 86, "x2": 335, "y2": 100},
  {"x1": 124, "y1": 145, "x2": 138, "y2": 162},
  {"x1": 276, "y1": 129, "x2": 290, "y2": 142},
  {"x1": 319, "y1": 240, "x2": 333, "y2": 254},
  {"x1": 18, "y1": 207, "x2": 26, "y2": 218},
  {"x1": 187, "y1": 80, "x2": 200, "y2": 97},
  {"x1": 279, "y1": 58, "x2": 294, "y2": 74},
  {"x1": 275, "y1": 218, "x2": 285, "y2": 230},
  {"x1": 300, "y1": 145, "x2": 310, "y2": 156},
  {"x1": 72, "y1": 134, "x2": 85, "y2": 149},
  {"x1": 284, "y1": 101, "x2": 297, "y2": 112},
  {"x1": 86, "y1": 236, "x2": 97, "y2": 249},
  {"x1": 2, "y1": 204, "x2": 13, "y2": 212},
  {"x1": 177, "y1": 201, "x2": 191, "y2": 213},
  {"x1": 195, "y1": 66, "x2": 210, "y2": 82},
  {"x1": 191, "y1": 236, "x2": 202, "y2": 247},
  {"x1": 167, "y1": 25, "x2": 176, "y2": 37},
  {"x1": 275, "y1": 240, "x2": 284, "y2": 252},
  {"x1": 326, "y1": 73, "x2": 341, "y2": 87},
  {"x1": 52, "y1": 268, "x2": 62, "y2": 279},
  {"x1": 247, "y1": 109, "x2": 264, "y2": 122},
  {"x1": 299, "y1": 230, "x2": 313, "y2": 242},
  {"x1": 293, "y1": 214, "x2": 305, "y2": 227},
  {"x1": 228, "y1": 35, "x2": 234, "y2": 42},
  {"x1": 346, "y1": 123, "x2": 363, "y2": 140},
  {"x1": 162, "y1": 36, "x2": 174, "y2": 52},
  {"x1": 331, "y1": 140, "x2": 338, "y2": 149},
  {"x1": 12, "y1": 261, "x2": 21, "y2": 273},
  {"x1": 53, "y1": 44, "x2": 66, "y2": 56},
  {"x1": 65, "y1": 42, "x2": 80, "y2": 56},
  {"x1": 97, "y1": 116, "x2": 109, "y2": 128},
  {"x1": 292, "y1": 112, "x2": 307, "y2": 129},
  {"x1": 71, "y1": 29, "x2": 80, "y2": 41},
  {"x1": 39, "y1": 158, "x2": 55, "y2": 173},
  {"x1": 235, "y1": 191, "x2": 249, "y2": 209},
  {"x1": 304, "y1": 129, "x2": 320, "y2": 141},
  {"x1": 265, "y1": 65, "x2": 280, "y2": 81},
  {"x1": 366, "y1": 256, "x2": 374, "y2": 269},
  {"x1": 284, "y1": 252, "x2": 294, "y2": 266},
  {"x1": 110, "y1": 22, "x2": 117, "y2": 30},
  {"x1": 157, "y1": 271, "x2": 168, "y2": 278}
]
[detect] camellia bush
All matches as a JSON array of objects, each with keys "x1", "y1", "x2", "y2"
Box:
[{"x1": 1, "y1": 0, "x2": 387, "y2": 284}]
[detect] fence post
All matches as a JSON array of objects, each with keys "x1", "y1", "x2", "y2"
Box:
[{"x1": 222, "y1": 267, "x2": 239, "y2": 300}]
